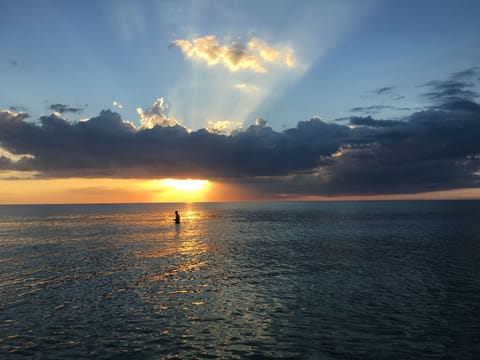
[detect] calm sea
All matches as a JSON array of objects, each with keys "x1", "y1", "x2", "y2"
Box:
[{"x1": 0, "y1": 201, "x2": 479, "y2": 359}]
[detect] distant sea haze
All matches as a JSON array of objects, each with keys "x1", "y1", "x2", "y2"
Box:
[{"x1": 1, "y1": 201, "x2": 479, "y2": 358}]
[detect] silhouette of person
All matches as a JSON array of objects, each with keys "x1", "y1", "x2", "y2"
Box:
[{"x1": 174, "y1": 210, "x2": 180, "y2": 224}]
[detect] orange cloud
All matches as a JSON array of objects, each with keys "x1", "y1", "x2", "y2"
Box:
[{"x1": 171, "y1": 35, "x2": 295, "y2": 73}]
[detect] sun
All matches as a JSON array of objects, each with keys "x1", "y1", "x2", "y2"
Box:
[
  {"x1": 158, "y1": 179, "x2": 208, "y2": 192},
  {"x1": 145, "y1": 178, "x2": 210, "y2": 202}
]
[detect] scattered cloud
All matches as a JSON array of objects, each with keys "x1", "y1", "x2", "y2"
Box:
[
  {"x1": 9, "y1": 59, "x2": 18, "y2": 67},
  {"x1": 421, "y1": 66, "x2": 479, "y2": 103},
  {"x1": 349, "y1": 105, "x2": 411, "y2": 115},
  {"x1": 361, "y1": 85, "x2": 406, "y2": 103},
  {"x1": 112, "y1": 101, "x2": 123, "y2": 109},
  {"x1": 373, "y1": 86, "x2": 395, "y2": 96},
  {"x1": 451, "y1": 66, "x2": 480, "y2": 80},
  {"x1": 350, "y1": 105, "x2": 394, "y2": 114},
  {"x1": 50, "y1": 103, "x2": 85, "y2": 114},
  {"x1": 170, "y1": 35, "x2": 295, "y2": 73},
  {"x1": 9, "y1": 105, "x2": 28, "y2": 113}
]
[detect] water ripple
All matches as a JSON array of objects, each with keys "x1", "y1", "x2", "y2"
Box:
[{"x1": 1, "y1": 201, "x2": 480, "y2": 358}]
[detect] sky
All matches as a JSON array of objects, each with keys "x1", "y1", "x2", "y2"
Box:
[{"x1": 1, "y1": 0, "x2": 480, "y2": 203}]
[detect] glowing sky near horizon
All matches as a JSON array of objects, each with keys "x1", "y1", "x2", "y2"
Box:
[{"x1": 1, "y1": 0, "x2": 480, "y2": 203}]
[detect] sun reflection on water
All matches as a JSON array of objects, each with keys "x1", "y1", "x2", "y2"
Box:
[{"x1": 135, "y1": 207, "x2": 210, "y2": 285}]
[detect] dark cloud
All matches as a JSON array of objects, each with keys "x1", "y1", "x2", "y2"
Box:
[
  {"x1": 451, "y1": 66, "x2": 480, "y2": 80},
  {"x1": 353, "y1": 86, "x2": 408, "y2": 115},
  {"x1": 0, "y1": 156, "x2": 14, "y2": 168},
  {"x1": 350, "y1": 105, "x2": 394, "y2": 114},
  {"x1": 9, "y1": 60, "x2": 18, "y2": 66},
  {"x1": 0, "y1": 110, "x2": 351, "y2": 179},
  {"x1": 363, "y1": 85, "x2": 405, "y2": 101},
  {"x1": 9, "y1": 105, "x2": 28, "y2": 113},
  {"x1": 421, "y1": 67, "x2": 479, "y2": 103},
  {"x1": 349, "y1": 116, "x2": 405, "y2": 128},
  {"x1": 1, "y1": 68, "x2": 480, "y2": 197},
  {"x1": 374, "y1": 86, "x2": 395, "y2": 95},
  {"x1": 421, "y1": 80, "x2": 477, "y2": 102},
  {"x1": 438, "y1": 100, "x2": 480, "y2": 113},
  {"x1": 244, "y1": 100, "x2": 480, "y2": 197},
  {"x1": 50, "y1": 103, "x2": 85, "y2": 114},
  {"x1": 349, "y1": 105, "x2": 411, "y2": 115}
]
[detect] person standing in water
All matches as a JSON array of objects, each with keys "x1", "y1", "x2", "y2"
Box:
[{"x1": 174, "y1": 210, "x2": 180, "y2": 224}]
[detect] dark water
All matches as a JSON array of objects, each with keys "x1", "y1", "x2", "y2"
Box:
[{"x1": 0, "y1": 201, "x2": 479, "y2": 359}]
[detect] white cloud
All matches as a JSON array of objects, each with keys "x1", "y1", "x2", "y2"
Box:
[
  {"x1": 113, "y1": 101, "x2": 123, "y2": 109},
  {"x1": 137, "y1": 98, "x2": 179, "y2": 129}
]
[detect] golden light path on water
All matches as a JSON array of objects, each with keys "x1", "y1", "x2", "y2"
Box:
[{"x1": 134, "y1": 207, "x2": 213, "y2": 315}]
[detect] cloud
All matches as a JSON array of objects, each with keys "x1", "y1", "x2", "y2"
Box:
[
  {"x1": 422, "y1": 80, "x2": 478, "y2": 103},
  {"x1": 242, "y1": 99, "x2": 480, "y2": 197},
  {"x1": 0, "y1": 109, "x2": 29, "y2": 122},
  {"x1": 438, "y1": 99, "x2": 480, "y2": 113},
  {"x1": 349, "y1": 105, "x2": 411, "y2": 115},
  {"x1": 285, "y1": 49, "x2": 296, "y2": 68},
  {"x1": 350, "y1": 105, "x2": 394, "y2": 114},
  {"x1": 349, "y1": 116, "x2": 405, "y2": 128},
  {"x1": 1, "y1": 68, "x2": 479, "y2": 197},
  {"x1": 112, "y1": 101, "x2": 123, "y2": 109},
  {"x1": 361, "y1": 85, "x2": 406, "y2": 103},
  {"x1": 373, "y1": 86, "x2": 395, "y2": 95},
  {"x1": 0, "y1": 109, "x2": 351, "y2": 179},
  {"x1": 136, "y1": 98, "x2": 179, "y2": 129},
  {"x1": 9, "y1": 105, "x2": 28, "y2": 112},
  {"x1": 171, "y1": 35, "x2": 295, "y2": 73},
  {"x1": 206, "y1": 120, "x2": 243, "y2": 135},
  {"x1": 9, "y1": 60, "x2": 18, "y2": 66},
  {"x1": 451, "y1": 66, "x2": 480, "y2": 80},
  {"x1": 255, "y1": 117, "x2": 268, "y2": 128},
  {"x1": 421, "y1": 66, "x2": 479, "y2": 103},
  {"x1": 50, "y1": 104, "x2": 85, "y2": 114}
]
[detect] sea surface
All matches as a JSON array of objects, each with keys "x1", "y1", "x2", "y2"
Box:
[{"x1": 0, "y1": 201, "x2": 479, "y2": 359}]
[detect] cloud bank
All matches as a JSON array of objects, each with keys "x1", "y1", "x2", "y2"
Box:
[{"x1": 1, "y1": 68, "x2": 479, "y2": 197}]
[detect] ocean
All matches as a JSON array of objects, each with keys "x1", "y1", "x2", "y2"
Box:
[{"x1": 0, "y1": 201, "x2": 479, "y2": 359}]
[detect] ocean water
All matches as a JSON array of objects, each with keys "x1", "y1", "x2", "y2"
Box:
[{"x1": 0, "y1": 201, "x2": 479, "y2": 359}]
